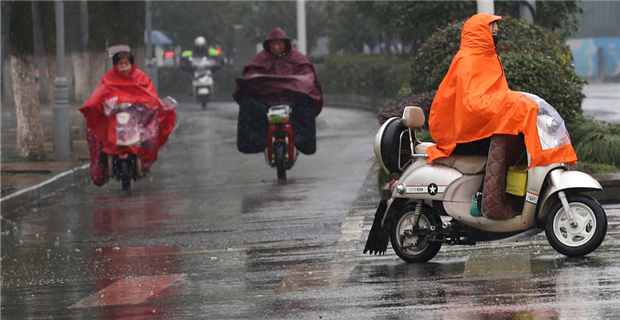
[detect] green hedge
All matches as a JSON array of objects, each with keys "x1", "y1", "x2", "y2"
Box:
[
  {"x1": 411, "y1": 16, "x2": 586, "y2": 120},
  {"x1": 214, "y1": 64, "x2": 245, "y2": 99},
  {"x1": 157, "y1": 66, "x2": 190, "y2": 96},
  {"x1": 157, "y1": 64, "x2": 244, "y2": 100},
  {"x1": 317, "y1": 55, "x2": 411, "y2": 99}
]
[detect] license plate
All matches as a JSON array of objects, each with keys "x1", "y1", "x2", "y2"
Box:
[{"x1": 198, "y1": 88, "x2": 210, "y2": 95}]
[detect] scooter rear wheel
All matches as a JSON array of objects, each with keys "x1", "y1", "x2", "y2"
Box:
[
  {"x1": 390, "y1": 203, "x2": 442, "y2": 263},
  {"x1": 545, "y1": 194, "x2": 607, "y2": 257}
]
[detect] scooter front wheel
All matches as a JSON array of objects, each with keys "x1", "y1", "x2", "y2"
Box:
[
  {"x1": 274, "y1": 142, "x2": 287, "y2": 181},
  {"x1": 390, "y1": 203, "x2": 442, "y2": 263},
  {"x1": 545, "y1": 194, "x2": 607, "y2": 257},
  {"x1": 120, "y1": 160, "x2": 131, "y2": 191}
]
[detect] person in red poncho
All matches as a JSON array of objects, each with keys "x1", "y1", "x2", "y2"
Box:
[
  {"x1": 79, "y1": 46, "x2": 176, "y2": 186},
  {"x1": 426, "y1": 14, "x2": 577, "y2": 168},
  {"x1": 234, "y1": 27, "x2": 323, "y2": 155}
]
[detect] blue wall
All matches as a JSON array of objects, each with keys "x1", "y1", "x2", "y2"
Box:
[{"x1": 567, "y1": 37, "x2": 620, "y2": 79}]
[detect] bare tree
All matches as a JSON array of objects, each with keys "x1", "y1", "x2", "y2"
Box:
[{"x1": 8, "y1": 1, "x2": 46, "y2": 160}]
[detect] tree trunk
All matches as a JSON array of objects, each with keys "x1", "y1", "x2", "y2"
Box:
[
  {"x1": 2, "y1": 58, "x2": 15, "y2": 105},
  {"x1": 86, "y1": 50, "x2": 107, "y2": 99},
  {"x1": 11, "y1": 54, "x2": 46, "y2": 160},
  {"x1": 72, "y1": 51, "x2": 91, "y2": 102}
]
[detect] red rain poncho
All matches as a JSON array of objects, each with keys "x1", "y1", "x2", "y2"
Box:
[
  {"x1": 234, "y1": 27, "x2": 323, "y2": 115},
  {"x1": 79, "y1": 64, "x2": 176, "y2": 165},
  {"x1": 426, "y1": 14, "x2": 577, "y2": 167}
]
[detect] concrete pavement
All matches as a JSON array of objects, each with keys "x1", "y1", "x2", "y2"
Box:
[{"x1": 1, "y1": 101, "x2": 90, "y2": 213}]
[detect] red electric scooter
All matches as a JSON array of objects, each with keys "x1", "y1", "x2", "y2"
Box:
[{"x1": 265, "y1": 104, "x2": 297, "y2": 181}]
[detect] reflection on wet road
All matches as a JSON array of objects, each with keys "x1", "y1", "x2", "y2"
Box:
[{"x1": 3, "y1": 101, "x2": 620, "y2": 319}]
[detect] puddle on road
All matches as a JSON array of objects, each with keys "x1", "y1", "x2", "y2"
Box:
[
  {"x1": 463, "y1": 251, "x2": 532, "y2": 281},
  {"x1": 273, "y1": 216, "x2": 364, "y2": 293},
  {"x1": 274, "y1": 262, "x2": 356, "y2": 294},
  {"x1": 69, "y1": 273, "x2": 185, "y2": 309}
]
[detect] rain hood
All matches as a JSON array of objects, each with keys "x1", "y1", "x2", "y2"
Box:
[{"x1": 426, "y1": 14, "x2": 577, "y2": 167}]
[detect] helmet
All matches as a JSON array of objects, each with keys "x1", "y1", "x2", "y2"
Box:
[{"x1": 195, "y1": 36, "x2": 206, "y2": 47}]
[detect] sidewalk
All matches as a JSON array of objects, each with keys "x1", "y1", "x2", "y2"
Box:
[
  {"x1": 2, "y1": 85, "x2": 620, "y2": 213},
  {"x1": 1, "y1": 102, "x2": 90, "y2": 212}
]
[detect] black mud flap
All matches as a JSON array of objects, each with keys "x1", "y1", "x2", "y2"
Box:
[{"x1": 363, "y1": 200, "x2": 389, "y2": 255}]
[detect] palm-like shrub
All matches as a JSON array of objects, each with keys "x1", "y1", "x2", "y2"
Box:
[{"x1": 567, "y1": 115, "x2": 620, "y2": 171}]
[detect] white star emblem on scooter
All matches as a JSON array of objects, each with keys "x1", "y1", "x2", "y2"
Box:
[{"x1": 428, "y1": 183, "x2": 438, "y2": 195}]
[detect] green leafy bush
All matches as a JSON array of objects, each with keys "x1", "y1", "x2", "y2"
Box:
[
  {"x1": 318, "y1": 55, "x2": 411, "y2": 99},
  {"x1": 377, "y1": 91, "x2": 436, "y2": 126},
  {"x1": 157, "y1": 67, "x2": 191, "y2": 96},
  {"x1": 410, "y1": 16, "x2": 586, "y2": 120}
]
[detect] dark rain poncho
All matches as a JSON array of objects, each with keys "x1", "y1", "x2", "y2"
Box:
[{"x1": 234, "y1": 27, "x2": 323, "y2": 155}]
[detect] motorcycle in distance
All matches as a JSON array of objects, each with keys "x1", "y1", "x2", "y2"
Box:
[
  {"x1": 364, "y1": 94, "x2": 607, "y2": 263},
  {"x1": 190, "y1": 56, "x2": 216, "y2": 109},
  {"x1": 265, "y1": 104, "x2": 296, "y2": 181}
]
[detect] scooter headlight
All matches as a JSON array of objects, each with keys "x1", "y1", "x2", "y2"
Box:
[
  {"x1": 553, "y1": 137, "x2": 564, "y2": 147},
  {"x1": 538, "y1": 115, "x2": 559, "y2": 134},
  {"x1": 546, "y1": 117, "x2": 559, "y2": 133}
]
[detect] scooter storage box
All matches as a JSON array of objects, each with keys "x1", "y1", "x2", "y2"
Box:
[{"x1": 377, "y1": 118, "x2": 411, "y2": 174}]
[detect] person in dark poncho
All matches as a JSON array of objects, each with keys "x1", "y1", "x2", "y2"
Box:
[{"x1": 234, "y1": 27, "x2": 323, "y2": 155}]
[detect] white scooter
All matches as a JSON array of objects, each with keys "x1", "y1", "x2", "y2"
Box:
[
  {"x1": 364, "y1": 93, "x2": 607, "y2": 263},
  {"x1": 190, "y1": 56, "x2": 216, "y2": 109}
]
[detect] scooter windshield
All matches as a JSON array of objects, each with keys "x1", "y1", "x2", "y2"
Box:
[
  {"x1": 521, "y1": 92, "x2": 571, "y2": 150},
  {"x1": 103, "y1": 97, "x2": 160, "y2": 149}
]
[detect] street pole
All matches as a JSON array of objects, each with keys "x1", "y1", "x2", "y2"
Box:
[
  {"x1": 519, "y1": 0, "x2": 536, "y2": 23},
  {"x1": 145, "y1": 0, "x2": 157, "y2": 90},
  {"x1": 477, "y1": 0, "x2": 495, "y2": 14},
  {"x1": 54, "y1": 0, "x2": 70, "y2": 160},
  {"x1": 296, "y1": 0, "x2": 307, "y2": 55}
]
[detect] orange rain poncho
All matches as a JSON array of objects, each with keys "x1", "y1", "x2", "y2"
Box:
[{"x1": 426, "y1": 14, "x2": 577, "y2": 167}]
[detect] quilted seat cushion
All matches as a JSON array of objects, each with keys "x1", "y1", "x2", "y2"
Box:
[{"x1": 482, "y1": 134, "x2": 526, "y2": 220}]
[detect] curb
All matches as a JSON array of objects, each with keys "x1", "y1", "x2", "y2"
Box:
[
  {"x1": 0, "y1": 164, "x2": 91, "y2": 214},
  {"x1": 590, "y1": 172, "x2": 620, "y2": 204}
]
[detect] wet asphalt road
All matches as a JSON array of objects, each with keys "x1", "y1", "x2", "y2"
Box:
[{"x1": 2, "y1": 101, "x2": 620, "y2": 319}]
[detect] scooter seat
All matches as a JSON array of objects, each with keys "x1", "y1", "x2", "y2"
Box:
[
  {"x1": 433, "y1": 154, "x2": 487, "y2": 175},
  {"x1": 415, "y1": 142, "x2": 486, "y2": 174}
]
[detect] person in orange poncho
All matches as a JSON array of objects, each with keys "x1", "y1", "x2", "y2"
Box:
[
  {"x1": 426, "y1": 14, "x2": 577, "y2": 168},
  {"x1": 79, "y1": 46, "x2": 176, "y2": 186}
]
